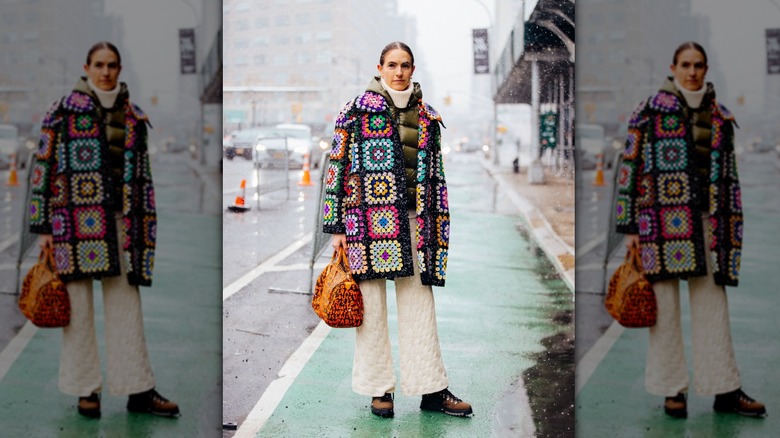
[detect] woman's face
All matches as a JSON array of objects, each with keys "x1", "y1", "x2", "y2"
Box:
[
  {"x1": 377, "y1": 49, "x2": 415, "y2": 91},
  {"x1": 83, "y1": 48, "x2": 122, "y2": 91},
  {"x1": 670, "y1": 48, "x2": 707, "y2": 91}
]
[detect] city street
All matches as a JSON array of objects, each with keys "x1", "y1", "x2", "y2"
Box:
[
  {"x1": 575, "y1": 151, "x2": 780, "y2": 436},
  {"x1": 222, "y1": 152, "x2": 573, "y2": 437},
  {"x1": 0, "y1": 152, "x2": 223, "y2": 436}
]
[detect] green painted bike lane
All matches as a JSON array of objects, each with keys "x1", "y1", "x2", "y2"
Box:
[
  {"x1": 253, "y1": 158, "x2": 573, "y2": 437},
  {"x1": 576, "y1": 158, "x2": 780, "y2": 437},
  {"x1": 0, "y1": 162, "x2": 223, "y2": 437}
]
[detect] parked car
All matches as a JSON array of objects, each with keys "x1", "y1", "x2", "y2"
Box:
[
  {"x1": 576, "y1": 123, "x2": 620, "y2": 170},
  {"x1": 224, "y1": 128, "x2": 268, "y2": 160},
  {"x1": 0, "y1": 124, "x2": 20, "y2": 170},
  {"x1": 252, "y1": 123, "x2": 315, "y2": 169}
]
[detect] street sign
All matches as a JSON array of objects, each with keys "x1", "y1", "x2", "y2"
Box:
[
  {"x1": 473, "y1": 29, "x2": 490, "y2": 74},
  {"x1": 540, "y1": 111, "x2": 558, "y2": 149},
  {"x1": 224, "y1": 109, "x2": 246, "y2": 123},
  {"x1": 179, "y1": 28, "x2": 197, "y2": 75},
  {"x1": 767, "y1": 28, "x2": 780, "y2": 75}
]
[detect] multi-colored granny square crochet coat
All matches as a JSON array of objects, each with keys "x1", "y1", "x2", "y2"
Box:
[
  {"x1": 29, "y1": 86, "x2": 156, "y2": 287},
  {"x1": 323, "y1": 91, "x2": 449, "y2": 287},
  {"x1": 616, "y1": 90, "x2": 742, "y2": 287}
]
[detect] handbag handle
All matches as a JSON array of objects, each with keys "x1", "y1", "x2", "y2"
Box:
[
  {"x1": 626, "y1": 244, "x2": 643, "y2": 273},
  {"x1": 332, "y1": 246, "x2": 353, "y2": 275},
  {"x1": 39, "y1": 245, "x2": 57, "y2": 273}
]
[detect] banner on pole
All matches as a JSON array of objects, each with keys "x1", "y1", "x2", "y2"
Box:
[
  {"x1": 767, "y1": 29, "x2": 780, "y2": 74},
  {"x1": 540, "y1": 111, "x2": 558, "y2": 149},
  {"x1": 179, "y1": 28, "x2": 197, "y2": 75},
  {"x1": 473, "y1": 29, "x2": 489, "y2": 74}
]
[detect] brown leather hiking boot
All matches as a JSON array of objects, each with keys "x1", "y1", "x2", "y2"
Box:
[
  {"x1": 371, "y1": 393, "x2": 394, "y2": 418},
  {"x1": 664, "y1": 393, "x2": 687, "y2": 418},
  {"x1": 127, "y1": 388, "x2": 180, "y2": 417},
  {"x1": 78, "y1": 392, "x2": 101, "y2": 419},
  {"x1": 420, "y1": 388, "x2": 473, "y2": 417},
  {"x1": 713, "y1": 388, "x2": 766, "y2": 417}
]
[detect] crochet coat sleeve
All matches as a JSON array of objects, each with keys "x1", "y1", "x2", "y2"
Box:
[
  {"x1": 322, "y1": 99, "x2": 356, "y2": 234},
  {"x1": 28, "y1": 100, "x2": 63, "y2": 235},
  {"x1": 615, "y1": 99, "x2": 649, "y2": 235}
]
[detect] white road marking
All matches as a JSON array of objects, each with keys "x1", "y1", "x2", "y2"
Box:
[
  {"x1": 0, "y1": 322, "x2": 38, "y2": 383},
  {"x1": 575, "y1": 231, "x2": 606, "y2": 258},
  {"x1": 233, "y1": 320, "x2": 332, "y2": 437},
  {"x1": 575, "y1": 321, "x2": 625, "y2": 395},
  {"x1": 222, "y1": 233, "x2": 313, "y2": 301},
  {"x1": 0, "y1": 233, "x2": 19, "y2": 254}
]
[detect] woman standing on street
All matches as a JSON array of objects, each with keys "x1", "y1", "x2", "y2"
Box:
[
  {"x1": 28, "y1": 42, "x2": 178, "y2": 419},
  {"x1": 323, "y1": 41, "x2": 472, "y2": 418},
  {"x1": 615, "y1": 41, "x2": 765, "y2": 419}
]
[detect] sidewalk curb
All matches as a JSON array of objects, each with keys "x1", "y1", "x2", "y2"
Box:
[{"x1": 481, "y1": 161, "x2": 575, "y2": 294}]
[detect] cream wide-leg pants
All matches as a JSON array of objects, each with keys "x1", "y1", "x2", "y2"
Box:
[
  {"x1": 58, "y1": 214, "x2": 155, "y2": 397},
  {"x1": 351, "y1": 211, "x2": 449, "y2": 397},
  {"x1": 645, "y1": 215, "x2": 741, "y2": 397}
]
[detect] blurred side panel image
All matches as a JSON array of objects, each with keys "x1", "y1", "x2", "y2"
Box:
[
  {"x1": 0, "y1": 0, "x2": 223, "y2": 435},
  {"x1": 576, "y1": 0, "x2": 780, "y2": 435}
]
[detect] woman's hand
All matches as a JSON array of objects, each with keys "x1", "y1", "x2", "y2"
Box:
[
  {"x1": 331, "y1": 234, "x2": 347, "y2": 251},
  {"x1": 38, "y1": 234, "x2": 53, "y2": 251},
  {"x1": 625, "y1": 234, "x2": 640, "y2": 250}
]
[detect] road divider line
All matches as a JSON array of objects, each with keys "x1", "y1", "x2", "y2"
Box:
[
  {"x1": 223, "y1": 233, "x2": 313, "y2": 301},
  {"x1": 575, "y1": 231, "x2": 606, "y2": 259},
  {"x1": 0, "y1": 321, "x2": 38, "y2": 383},
  {"x1": 575, "y1": 320, "x2": 624, "y2": 395},
  {"x1": 234, "y1": 320, "x2": 331, "y2": 437}
]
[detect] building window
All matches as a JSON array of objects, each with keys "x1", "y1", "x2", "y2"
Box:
[
  {"x1": 295, "y1": 13, "x2": 310, "y2": 25},
  {"x1": 274, "y1": 35, "x2": 290, "y2": 45},
  {"x1": 234, "y1": 39, "x2": 249, "y2": 49},
  {"x1": 294, "y1": 33, "x2": 311, "y2": 44},
  {"x1": 273, "y1": 54, "x2": 289, "y2": 66},
  {"x1": 275, "y1": 15, "x2": 290, "y2": 26},
  {"x1": 255, "y1": 17, "x2": 269, "y2": 28},
  {"x1": 254, "y1": 36, "x2": 270, "y2": 46},
  {"x1": 319, "y1": 11, "x2": 331, "y2": 23},
  {"x1": 316, "y1": 31, "x2": 332, "y2": 41},
  {"x1": 316, "y1": 51, "x2": 332, "y2": 64},
  {"x1": 254, "y1": 55, "x2": 266, "y2": 65}
]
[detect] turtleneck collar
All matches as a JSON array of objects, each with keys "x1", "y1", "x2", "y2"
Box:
[
  {"x1": 86, "y1": 77, "x2": 121, "y2": 109},
  {"x1": 673, "y1": 78, "x2": 706, "y2": 109},
  {"x1": 379, "y1": 77, "x2": 413, "y2": 108}
]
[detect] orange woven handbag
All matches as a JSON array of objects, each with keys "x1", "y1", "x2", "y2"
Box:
[
  {"x1": 312, "y1": 247, "x2": 363, "y2": 328},
  {"x1": 18, "y1": 246, "x2": 71, "y2": 328},
  {"x1": 605, "y1": 244, "x2": 657, "y2": 328}
]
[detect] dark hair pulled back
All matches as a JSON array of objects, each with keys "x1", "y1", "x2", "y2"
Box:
[
  {"x1": 672, "y1": 41, "x2": 707, "y2": 66},
  {"x1": 379, "y1": 41, "x2": 414, "y2": 66},
  {"x1": 86, "y1": 41, "x2": 122, "y2": 65}
]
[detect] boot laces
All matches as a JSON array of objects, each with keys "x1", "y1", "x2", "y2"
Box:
[{"x1": 441, "y1": 389, "x2": 462, "y2": 404}]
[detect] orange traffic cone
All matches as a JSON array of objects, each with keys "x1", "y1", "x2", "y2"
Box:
[
  {"x1": 593, "y1": 153, "x2": 605, "y2": 186},
  {"x1": 227, "y1": 179, "x2": 251, "y2": 212},
  {"x1": 6, "y1": 153, "x2": 19, "y2": 186},
  {"x1": 298, "y1": 153, "x2": 313, "y2": 186}
]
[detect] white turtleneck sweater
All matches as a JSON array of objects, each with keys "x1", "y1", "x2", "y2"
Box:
[
  {"x1": 380, "y1": 77, "x2": 413, "y2": 108},
  {"x1": 87, "y1": 78, "x2": 120, "y2": 109},
  {"x1": 674, "y1": 78, "x2": 706, "y2": 109}
]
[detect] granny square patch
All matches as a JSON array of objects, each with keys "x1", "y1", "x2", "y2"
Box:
[
  {"x1": 356, "y1": 92, "x2": 386, "y2": 112},
  {"x1": 728, "y1": 248, "x2": 741, "y2": 280},
  {"x1": 436, "y1": 183, "x2": 448, "y2": 212},
  {"x1": 637, "y1": 174, "x2": 655, "y2": 207},
  {"x1": 418, "y1": 117, "x2": 431, "y2": 150},
  {"x1": 63, "y1": 92, "x2": 93, "y2": 112},
  {"x1": 344, "y1": 174, "x2": 362, "y2": 207},
  {"x1": 331, "y1": 128, "x2": 348, "y2": 159},
  {"x1": 345, "y1": 208, "x2": 365, "y2": 241},
  {"x1": 417, "y1": 250, "x2": 427, "y2": 273},
  {"x1": 362, "y1": 114, "x2": 393, "y2": 138},
  {"x1": 53, "y1": 243, "x2": 75, "y2": 275},
  {"x1": 640, "y1": 243, "x2": 661, "y2": 275},
  {"x1": 655, "y1": 139, "x2": 687, "y2": 171},
  {"x1": 143, "y1": 216, "x2": 156, "y2": 246},
  {"x1": 369, "y1": 240, "x2": 403, "y2": 273},
  {"x1": 656, "y1": 114, "x2": 685, "y2": 138},
  {"x1": 659, "y1": 206, "x2": 693, "y2": 240},
  {"x1": 663, "y1": 240, "x2": 696, "y2": 273},
  {"x1": 68, "y1": 114, "x2": 99, "y2": 138},
  {"x1": 436, "y1": 215, "x2": 450, "y2": 247},
  {"x1": 37, "y1": 128, "x2": 55, "y2": 159},
  {"x1": 365, "y1": 172, "x2": 397, "y2": 205},
  {"x1": 416, "y1": 185, "x2": 425, "y2": 216},
  {"x1": 416, "y1": 216, "x2": 425, "y2": 249},
  {"x1": 367, "y1": 206, "x2": 400, "y2": 239},
  {"x1": 657, "y1": 173, "x2": 690, "y2": 205},
  {"x1": 436, "y1": 153, "x2": 446, "y2": 179},
  {"x1": 125, "y1": 117, "x2": 137, "y2": 149},
  {"x1": 729, "y1": 183, "x2": 741, "y2": 212},
  {"x1": 711, "y1": 118, "x2": 723, "y2": 150},
  {"x1": 416, "y1": 150, "x2": 427, "y2": 182},
  {"x1": 435, "y1": 248, "x2": 448, "y2": 280},
  {"x1": 71, "y1": 172, "x2": 104, "y2": 205},
  {"x1": 142, "y1": 248, "x2": 155, "y2": 281},
  {"x1": 124, "y1": 150, "x2": 135, "y2": 182},
  {"x1": 624, "y1": 128, "x2": 641, "y2": 159},
  {"x1": 143, "y1": 183, "x2": 155, "y2": 212},
  {"x1": 325, "y1": 161, "x2": 343, "y2": 193},
  {"x1": 76, "y1": 240, "x2": 110, "y2": 273},
  {"x1": 730, "y1": 216, "x2": 743, "y2": 247},
  {"x1": 74, "y1": 207, "x2": 107, "y2": 240},
  {"x1": 347, "y1": 243, "x2": 368, "y2": 275},
  {"x1": 615, "y1": 194, "x2": 632, "y2": 226},
  {"x1": 51, "y1": 208, "x2": 72, "y2": 240},
  {"x1": 637, "y1": 209, "x2": 657, "y2": 241},
  {"x1": 323, "y1": 195, "x2": 339, "y2": 226},
  {"x1": 649, "y1": 92, "x2": 680, "y2": 112},
  {"x1": 30, "y1": 162, "x2": 50, "y2": 194},
  {"x1": 69, "y1": 138, "x2": 101, "y2": 171},
  {"x1": 29, "y1": 195, "x2": 45, "y2": 226},
  {"x1": 362, "y1": 139, "x2": 394, "y2": 171},
  {"x1": 617, "y1": 161, "x2": 635, "y2": 193}
]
